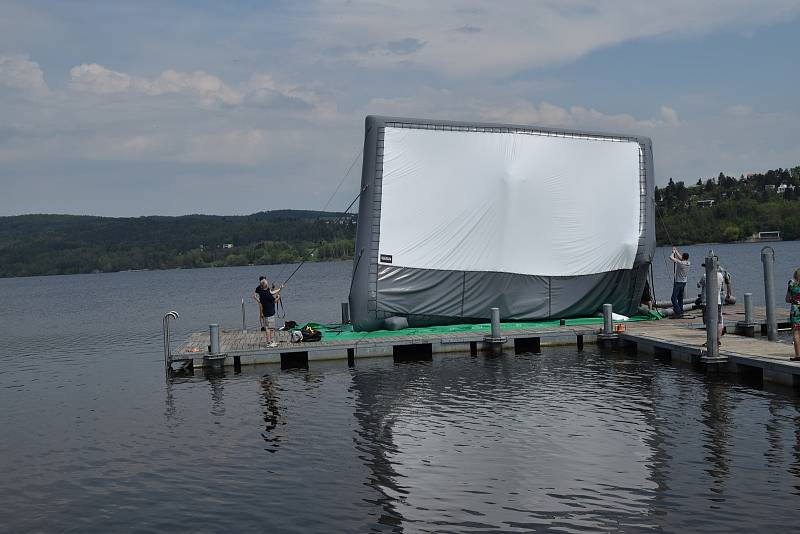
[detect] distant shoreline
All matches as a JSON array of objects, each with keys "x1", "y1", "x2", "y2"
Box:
[
  {"x1": 0, "y1": 210, "x2": 356, "y2": 279},
  {"x1": 0, "y1": 257, "x2": 353, "y2": 280}
]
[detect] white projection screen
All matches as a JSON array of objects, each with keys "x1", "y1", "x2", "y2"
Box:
[
  {"x1": 350, "y1": 116, "x2": 655, "y2": 331},
  {"x1": 378, "y1": 127, "x2": 642, "y2": 277}
]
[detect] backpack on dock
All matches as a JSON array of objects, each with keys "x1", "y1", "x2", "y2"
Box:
[{"x1": 290, "y1": 324, "x2": 323, "y2": 343}]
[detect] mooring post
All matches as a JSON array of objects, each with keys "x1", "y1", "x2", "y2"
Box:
[
  {"x1": 761, "y1": 246, "x2": 777, "y2": 341},
  {"x1": 602, "y1": 304, "x2": 613, "y2": 335},
  {"x1": 483, "y1": 307, "x2": 506, "y2": 356},
  {"x1": 735, "y1": 291, "x2": 756, "y2": 337},
  {"x1": 743, "y1": 292, "x2": 753, "y2": 325},
  {"x1": 705, "y1": 255, "x2": 719, "y2": 358},
  {"x1": 241, "y1": 298, "x2": 247, "y2": 332},
  {"x1": 597, "y1": 303, "x2": 618, "y2": 348},
  {"x1": 491, "y1": 307, "x2": 501, "y2": 340},
  {"x1": 341, "y1": 302, "x2": 350, "y2": 324},
  {"x1": 209, "y1": 324, "x2": 221, "y2": 355}
]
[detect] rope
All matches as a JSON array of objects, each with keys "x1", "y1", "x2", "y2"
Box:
[
  {"x1": 655, "y1": 202, "x2": 678, "y2": 281},
  {"x1": 321, "y1": 148, "x2": 363, "y2": 213},
  {"x1": 268, "y1": 147, "x2": 364, "y2": 284},
  {"x1": 282, "y1": 184, "x2": 368, "y2": 286},
  {"x1": 649, "y1": 261, "x2": 657, "y2": 306},
  {"x1": 654, "y1": 202, "x2": 675, "y2": 245},
  {"x1": 270, "y1": 147, "x2": 363, "y2": 283}
]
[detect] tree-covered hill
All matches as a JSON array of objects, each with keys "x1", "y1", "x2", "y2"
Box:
[
  {"x1": 0, "y1": 210, "x2": 356, "y2": 278},
  {"x1": 656, "y1": 166, "x2": 800, "y2": 245}
]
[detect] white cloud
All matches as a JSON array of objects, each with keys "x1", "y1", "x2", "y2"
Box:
[
  {"x1": 67, "y1": 63, "x2": 336, "y2": 115},
  {"x1": 137, "y1": 69, "x2": 242, "y2": 105},
  {"x1": 308, "y1": 0, "x2": 800, "y2": 77},
  {"x1": 68, "y1": 63, "x2": 132, "y2": 94},
  {"x1": 69, "y1": 63, "x2": 241, "y2": 105},
  {"x1": 0, "y1": 54, "x2": 49, "y2": 94},
  {"x1": 368, "y1": 92, "x2": 680, "y2": 134}
]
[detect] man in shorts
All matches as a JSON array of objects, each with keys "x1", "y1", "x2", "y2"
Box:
[{"x1": 253, "y1": 276, "x2": 282, "y2": 347}]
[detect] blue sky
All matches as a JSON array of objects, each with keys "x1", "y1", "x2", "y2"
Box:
[{"x1": 1, "y1": 0, "x2": 798, "y2": 216}]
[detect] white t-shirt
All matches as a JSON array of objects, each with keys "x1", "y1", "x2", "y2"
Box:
[{"x1": 699, "y1": 271, "x2": 725, "y2": 305}]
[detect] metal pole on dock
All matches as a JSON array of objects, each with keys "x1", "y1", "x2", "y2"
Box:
[
  {"x1": 705, "y1": 255, "x2": 719, "y2": 358},
  {"x1": 744, "y1": 292, "x2": 753, "y2": 325},
  {"x1": 761, "y1": 246, "x2": 777, "y2": 341},
  {"x1": 241, "y1": 298, "x2": 247, "y2": 332},
  {"x1": 602, "y1": 304, "x2": 613, "y2": 335},
  {"x1": 482, "y1": 307, "x2": 506, "y2": 356},
  {"x1": 490, "y1": 307, "x2": 501, "y2": 340},
  {"x1": 209, "y1": 324, "x2": 221, "y2": 355},
  {"x1": 341, "y1": 302, "x2": 350, "y2": 324}
]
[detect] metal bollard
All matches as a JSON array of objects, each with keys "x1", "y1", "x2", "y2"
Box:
[
  {"x1": 482, "y1": 307, "x2": 505, "y2": 356},
  {"x1": 761, "y1": 246, "x2": 777, "y2": 341},
  {"x1": 341, "y1": 302, "x2": 350, "y2": 324},
  {"x1": 209, "y1": 324, "x2": 221, "y2": 355},
  {"x1": 743, "y1": 292, "x2": 753, "y2": 325},
  {"x1": 490, "y1": 307, "x2": 501, "y2": 340},
  {"x1": 705, "y1": 255, "x2": 719, "y2": 357},
  {"x1": 602, "y1": 304, "x2": 613, "y2": 335},
  {"x1": 241, "y1": 298, "x2": 247, "y2": 332}
]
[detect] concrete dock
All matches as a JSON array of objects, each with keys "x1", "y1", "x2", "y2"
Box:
[{"x1": 167, "y1": 303, "x2": 800, "y2": 388}]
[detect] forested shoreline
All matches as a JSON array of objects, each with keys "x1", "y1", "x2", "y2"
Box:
[
  {"x1": 0, "y1": 210, "x2": 356, "y2": 278},
  {"x1": 656, "y1": 166, "x2": 800, "y2": 245}
]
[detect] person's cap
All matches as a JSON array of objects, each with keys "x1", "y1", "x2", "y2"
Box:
[{"x1": 259, "y1": 276, "x2": 266, "y2": 281}]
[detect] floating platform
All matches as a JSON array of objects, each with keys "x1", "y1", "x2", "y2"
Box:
[
  {"x1": 171, "y1": 321, "x2": 603, "y2": 370},
  {"x1": 620, "y1": 305, "x2": 800, "y2": 387},
  {"x1": 168, "y1": 304, "x2": 800, "y2": 388}
]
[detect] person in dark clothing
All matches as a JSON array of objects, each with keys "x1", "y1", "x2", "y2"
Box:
[{"x1": 253, "y1": 276, "x2": 282, "y2": 346}]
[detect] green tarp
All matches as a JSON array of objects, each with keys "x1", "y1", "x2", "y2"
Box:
[{"x1": 300, "y1": 310, "x2": 662, "y2": 342}]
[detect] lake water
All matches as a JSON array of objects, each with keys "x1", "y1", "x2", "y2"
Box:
[{"x1": 2, "y1": 244, "x2": 800, "y2": 532}]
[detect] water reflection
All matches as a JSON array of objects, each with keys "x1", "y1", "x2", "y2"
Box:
[
  {"x1": 766, "y1": 397, "x2": 785, "y2": 469},
  {"x1": 153, "y1": 349, "x2": 800, "y2": 533},
  {"x1": 349, "y1": 362, "x2": 438, "y2": 531},
  {"x1": 792, "y1": 407, "x2": 800, "y2": 494},
  {"x1": 206, "y1": 372, "x2": 227, "y2": 417},
  {"x1": 260, "y1": 374, "x2": 285, "y2": 453},
  {"x1": 701, "y1": 379, "x2": 733, "y2": 499}
]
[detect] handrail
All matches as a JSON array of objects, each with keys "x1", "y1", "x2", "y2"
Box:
[{"x1": 163, "y1": 311, "x2": 180, "y2": 374}]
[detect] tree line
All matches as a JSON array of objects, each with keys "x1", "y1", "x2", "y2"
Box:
[
  {"x1": 0, "y1": 210, "x2": 356, "y2": 278},
  {"x1": 655, "y1": 166, "x2": 800, "y2": 244}
]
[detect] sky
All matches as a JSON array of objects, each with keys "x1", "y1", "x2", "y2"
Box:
[{"x1": 1, "y1": 0, "x2": 798, "y2": 217}]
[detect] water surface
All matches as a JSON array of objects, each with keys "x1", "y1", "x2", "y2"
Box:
[{"x1": 2, "y1": 249, "x2": 800, "y2": 532}]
